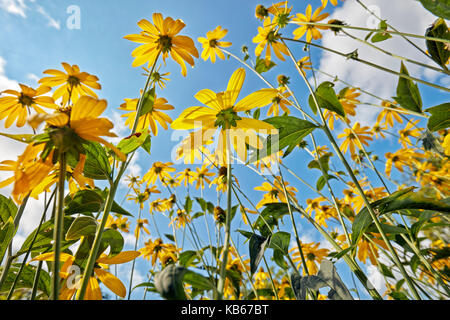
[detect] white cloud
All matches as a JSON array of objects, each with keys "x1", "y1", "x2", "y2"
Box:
[
  {"x1": 315, "y1": 0, "x2": 438, "y2": 126},
  {"x1": 0, "y1": 0, "x2": 28, "y2": 18},
  {"x1": 36, "y1": 5, "x2": 60, "y2": 30}
]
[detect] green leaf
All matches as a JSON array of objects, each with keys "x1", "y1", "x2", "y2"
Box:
[
  {"x1": 97, "y1": 228, "x2": 124, "y2": 258},
  {"x1": 308, "y1": 152, "x2": 332, "y2": 172},
  {"x1": 255, "y1": 56, "x2": 276, "y2": 73},
  {"x1": 0, "y1": 263, "x2": 51, "y2": 297},
  {"x1": 268, "y1": 231, "x2": 290, "y2": 255},
  {"x1": 139, "y1": 88, "x2": 156, "y2": 117},
  {"x1": 256, "y1": 116, "x2": 317, "y2": 159},
  {"x1": 117, "y1": 130, "x2": 150, "y2": 155},
  {"x1": 418, "y1": 0, "x2": 450, "y2": 19},
  {"x1": 154, "y1": 264, "x2": 187, "y2": 300},
  {"x1": 272, "y1": 249, "x2": 289, "y2": 270},
  {"x1": 64, "y1": 189, "x2": 132, "y2": 216},
  {"x1": 80, "y1": 141, "x2": 111, "y2": 180},
  {"x1": 316, "y1": 174, "x2": 337, "y2": 191},
  {"x1": 253, "y1": 203, "x2": 291, "y2": 238},
  {"x1": 393, "y1": 62, "x2": 423, "y2": 113},
  {"x1": 426, "y1": 103, "x2": 450, "y2": 131},
  {"x1": 141, "y1": 134, "x2": 152, "y2": 155},
  {"x1": 164, "y1": 233, "x2": 175, "y2": 242},
  {"x1": 0, "y1": 132, "x2": 34, "y2": 144},
  {"x1": 183, "y1": 270, "x2": 215, "y2": 291},
  {"x1": 380, "y1": 263, "x2": 395, "y2": 279},
  {"x1": 352, "y1": 187, "x2": 450, "y2": 245},
  {"x1": 371, "y1": 20, "x2": 392, "y2": 43},
  {"x1": 0, "y1": 217, "x2": 15, "y2": 263},
  {"x1": 425, "y1": 18, "x2": 450, "y2": 68},
  {"x1": 308, "y1": 81, "x2": 345, "y2": 117},
  {"x1": 18, "y1": 217, "x2": 76, "y2": 255},
  {"x1": 249, "y1": 233, "x2": 270, "y2": 274},
  {"x1": 178, "y1": 250, "x2": 200, "y2": 267},
  {"x1": 0, "y1": 195, "x2": 17, "y2": 225},
  {"x1": 65, "y1": 216, "x2": 98, "y2": 240},
  {"x1": 291, "y1": 260, "x2": 353, "y2": 300}
]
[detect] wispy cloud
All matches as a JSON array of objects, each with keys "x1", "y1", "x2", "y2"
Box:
[
  {"x1": 36, "y1": 5, "x2": 60, "y2": 30},
  {"x1": 0, "y1": 0, "x2": 28, "y2": 18}
]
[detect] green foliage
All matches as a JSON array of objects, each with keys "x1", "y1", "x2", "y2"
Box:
[
  {"x1": 138, "y1": 87, "x2": 156, "y2": 117},
  {"x1": 394, "y1": 62, "x2": 423, "y2": 113},
  {"x1": 0, "y1": 264, "x2": 51, "y2": 297},
  {"x1": 117, "y1": 130, "x2": 151, "y2": 155},
  {"x1": 426, "y1": 103, "x2": 450, "y2": 131},
  {"x1": 426, "y1": 18, "x2": 450, "y2": 69},
  {"x1": 17, "y1": 217, "x2": 76, "y2": 255},
  {"x1": 371, "y1": 20, "x2": 392, "y2": 43},
  {"x1": 255, "y1": 56, "x2": 276, "y2": 73},
  {"x1": 352, "y1": 187, "x2": 450, "y2": 245},
  {"x1": 418, "y1": 0, "x2": 450, "y2": 19},
  {"x1": 259, "y1": 116, "x2": 318, "y2": 158},
  {"x1": 65, "y1": 216, "x2": 98, "y2": 240},
  {"x1": 253, "y1": 203, "x2": 291, "y2": 238},
  {"x1": 308, "y1": 81, "x2": 345, "y2": 117},
  {"x1": 64, "y1": 189, "x2": 132, "y2": 216},
  {"x1": 291, "y1": 259, "x2": 353, "y2": 300}
]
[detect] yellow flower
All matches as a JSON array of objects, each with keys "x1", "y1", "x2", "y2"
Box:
[
  {"x1": 140, "y1": 238, "x2": 179, "y2": 266},
  {"x1": 143, "y1": 65, "x2": 170, "y2": 90},
  {"x1": 119, "y1": 94, "x2": 174, "y2": 137},
  {"x1": 210, "y1": 166, "x2": 239, "y2": 193},
  {"x1": 175, "y1": 168, "x2": 196, "y2": 187},
  {"x1": 0, "y1": 84, "x2": 55, "y2": 128},
  {"x1": 337, "y1": 122, "x2": 373, "y2": 157},
  {"x1": 106, "y1": 215, "x2": 130, "y2": 233},
  {"x1": 38, "y1": 62, "x2": 101, "y2": 105},
  {"x1": 198, "y1": 26, "x2": 232, "y2": 63},
  {"x1": 253, "y1": 17, "x2": 289, "y2": 65},
  {"x1": 372, "y1": 122, "x2": 387, "y2": 139},
  {"x1": 135, "y1": 218, "x2": 151, "y2": 238},
  {"x1": 293, "y1": 5, "x2": 329, "y2": 43},
  {"x1": 142, "y1": 161, "x2": 176, "y2": 185},
  {"x1": 357, "y1": 237, "x2": 388, "y2": 265},
  {"x1": 31, "y1": 251, "x2": 140, "y2": 300},
  {"x1": 29, "y1": 95, "x2": 126, "y2": 162},
  {"x1": 376, "y1": 101, "x2": 403, "y2": 128},
  {"x1": 193, "y1": 165, "x2": 215, "y2": 189},
  {"x1": 124, "y1": 13, "x2": 199, "y2": 76},
  {"x1": 171, "y1": 68, "x2": 277, "y2": 165},
  {"x1": 169, "y1": 209, "x2": 191, "y2": 229},
  {"x1": 290, "y1": 242, "x2": 329, "y2": 275},
  {"x1": 254, "y1": 176, "x2": 298, "y2": 208},
  {"x1": 296, "y1": 56, "x2": 312, "y2": 75},
  {"x1": 398, "y1": 119, "x2": 422, "y2": 148},
  {"x1": 267, "y1": 89, "x2": 292, "y2": 116},
  {"x1": 6, "y1": 144, "x2": 55, "y2": 204}
]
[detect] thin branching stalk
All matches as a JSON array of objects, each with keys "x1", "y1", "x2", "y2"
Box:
[
  {"x1": 283, "y1": 39, "x2": 421, "y2": 299},
  {"x1": 282, "y1": 37, "x2": 450, "y2": 93}
]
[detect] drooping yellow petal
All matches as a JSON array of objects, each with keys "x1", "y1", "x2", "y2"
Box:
[
  {"x1": 96, "y1": 250, "x2": 141, "y2": 265},
  {"x1": 94, "y1": 268, "x2": 126, "y2": 298}
]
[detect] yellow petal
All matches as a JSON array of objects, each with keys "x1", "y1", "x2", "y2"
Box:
[
  {"x1": 226, "y1": 68, "x2": 245, "y2": 106},
  {"x1": 94, "y1": 268, "x2": 126, "y2": 298},
  {"x1": 234, "y1": 89, "x2": 278, "y2": 112},
  {"x1": 96, "y1": 250, "x2": 141, "y2": 265}
]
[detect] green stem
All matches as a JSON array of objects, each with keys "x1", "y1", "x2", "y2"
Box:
[
  {"x1": 77, "y1": 53, "x2": 160, "y2": 300},
  {"x1": 282, "y1": 37, "x2": 450, "y2": 92},
  {"x1": 341, "y1": 30, "x2": 449, "y2": 75},
  {"x1": 283, "y1": 40, "x2": 421, "y2": 300},
  {"x1": 289, "y1": 21, "x2": 450, "y2": 44},
  {"x1": 127, "y1": 206, "x2": 142, "y2": 300},
  {"x1": 51, "y1": 151, "x2": 66, "y2": 300},
  {"x1": 216, "y1": 146, "x2": 232, "y2": 300},
  {"x1": 6, "y1": 189, "x2": 55, "y2": 299}
]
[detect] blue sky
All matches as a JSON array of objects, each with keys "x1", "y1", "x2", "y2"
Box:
[{"x1": 0, "y1": 0, "x2": 448, "y2": 300}]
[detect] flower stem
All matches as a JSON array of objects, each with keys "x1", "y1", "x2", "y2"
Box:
[
  {"x1": 216, "y1": 141, "x2": 233, "y2": 300},
  {"x1": 283, "y1": 40, "x2": 421, "y2": 299},
  {"x1": 51, "y1": 151, "x2": 66, "y2": 300},
  {"x1": 282, "y1": 37, "x2": 450, "y2": 93}
]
